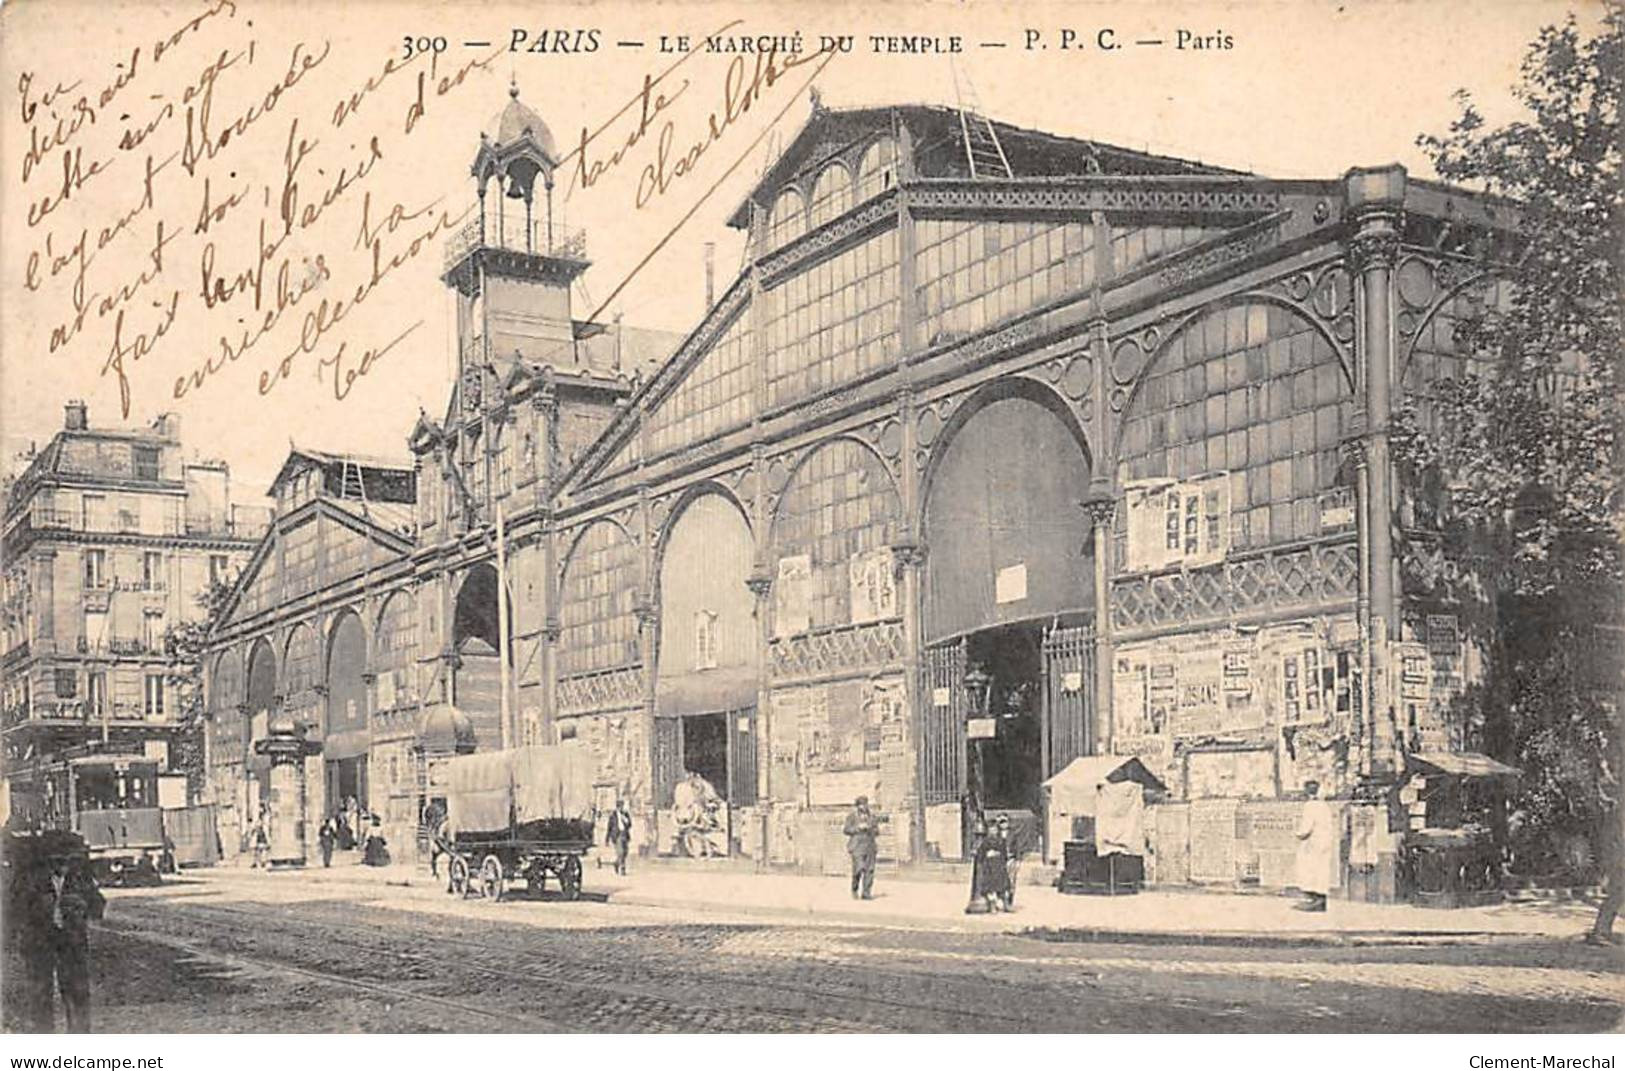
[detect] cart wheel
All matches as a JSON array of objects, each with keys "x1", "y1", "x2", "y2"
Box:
[
  {"x1": 479, "y1": 855, "x2": 505, "y2": 901},
  {"x1": 561, "y1": 855, "x2": 582, "y2": 901},
  {"x1": 448, "y1": 855, "x2": 470, "y2": 897}
]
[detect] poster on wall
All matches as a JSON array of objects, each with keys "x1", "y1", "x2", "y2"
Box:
[
  {"x1": 1112, "y1": 653, "x2": 1149, "y2": 737},
  {"x1": 770, "y1": 689, "x2": 805, "y2": 802},
  {"x1": 1124, "y1": 479, "x2": 1178, "y2": 573},
  {"x1": 774, "y1": 555, "x2": 812, "y2": 639},
  {"x1": 1147, "y1": 661, "x2": 1177, "y2": 735},
  {"x1": 1189, "y1": 798, "x2": 1240, "y2": 882},
  {"x1": 1220, "y1": 640, "x2": 1259, "y2": 731},
  {"x1": 849, "y1": 549, "x2": 897, "y2": 624},
  {"x1": 1170, "y1": 640, "x2": 1222, "y2": 738}
]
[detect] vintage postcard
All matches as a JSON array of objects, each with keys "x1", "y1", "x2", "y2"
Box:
[{"x1": 0, "y1": 0, "x2": 1620, "y2": 1048}]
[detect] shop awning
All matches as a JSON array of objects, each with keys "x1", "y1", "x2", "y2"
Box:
[
  {"x1": 1409, "y1": 751, "x2": 1522, "y2": 779},
  {"x1": 654, "y1": 666, "x2": 758, "y2": 718}
]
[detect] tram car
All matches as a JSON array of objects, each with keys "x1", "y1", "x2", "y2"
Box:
[
  {"x1": 5, "y1": 752, "x2": 165, "y2": 886},
  {"x1": 440, "y1": 744, "x2": 595, "y2": 901}
]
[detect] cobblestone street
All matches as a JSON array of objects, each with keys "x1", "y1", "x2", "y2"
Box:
[{"x1": 15, "y1": 870, "x2": 1619, "y2": 1034}]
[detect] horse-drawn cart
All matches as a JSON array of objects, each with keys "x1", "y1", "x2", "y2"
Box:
[{"x1": 441, "y1": 745, "x2": 595, "y2": 901}]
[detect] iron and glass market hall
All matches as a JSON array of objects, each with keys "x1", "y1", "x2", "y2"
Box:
[{"x1": 201, "y1": 88, "x2": 1518, "y2": 896}]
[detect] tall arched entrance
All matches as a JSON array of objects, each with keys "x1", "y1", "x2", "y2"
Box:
[
  {"x1": 325, "y1": 610, "x2": 369, "y2": 818},
  {"x1": 452, "y1": 563, "x2": 510, "y2": 752},
  {"x1": 653, "y1": 492, "x2": 756, "y2": 856},
  {"x1": 920, "y1": 381, "x2": 1096, "y2": 858},
  {"x1": 244, "y1": 638, "x2": 277, "y2": 815}
]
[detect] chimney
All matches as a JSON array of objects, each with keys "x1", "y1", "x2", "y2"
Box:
[
  {"x1": 704, "y1": 242, "x2": 715, "y2": 311},
  {"x1": 64, "y1": 401, "x2": 87, "y2": 430},
  {"x1": 152, "y1": 412, "x2": 180, "y2": 440}
]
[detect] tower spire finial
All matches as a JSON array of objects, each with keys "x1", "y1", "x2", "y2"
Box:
[{"x1": 509, "y1": 73, "x2": 520, "y2": 99}]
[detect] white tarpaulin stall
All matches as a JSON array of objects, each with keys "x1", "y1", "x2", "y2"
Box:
[
  {"x1": 446, "y1": 745, "x2": 595, "y2": 838},
  {"x1": 1041, "y1": 756, "x2": 1167, "y2": 864}
]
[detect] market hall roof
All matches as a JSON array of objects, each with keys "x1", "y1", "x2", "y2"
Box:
[{"x1": 726, "y1": 102, "x2": 1244, "y2": 229}]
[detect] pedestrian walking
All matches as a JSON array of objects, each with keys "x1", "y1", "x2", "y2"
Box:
[
  {"x1": 362, "y1": 814, "x2": 390, "y2": 867},
  {"x1": 251, "y1": 806, "x2": 270, "y2": 869},
  {"x1": 1585, "y1": 810, "x2": 1622, "y2": 947},
  {"x1": 843, "y1": 796, "x2": 881, "y2": 900},
  {"x1": 425, "y1": 803, "x2": 450, "y2": 880},
  {"x1": 21, "y1": 842, "x2": 105, "y2": 1032},
  {"x1": 967, "y1": 814, "x2": 1013, "y2": 913},
  {"x1": 1294, "y1": 780, "x2": 1335, "y2": 912},
  {"x1": 606, "y1": 798, "x2": 634, "y2": 876},
  {"x1": 317, "y1": 814, "x2": 336, "y2": 868}
]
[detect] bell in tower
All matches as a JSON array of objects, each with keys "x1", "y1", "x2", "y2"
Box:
[{"x1": 442, "y1": 79, "x2": 590, "y2": 383}]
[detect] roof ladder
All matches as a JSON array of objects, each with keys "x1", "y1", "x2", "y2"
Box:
[
  {"x1": 950, "y1": 62, "x2": 1011, "y2": 180},
  {"x1": 341, "y1": 458, "x2": 371, "y2": 521}
]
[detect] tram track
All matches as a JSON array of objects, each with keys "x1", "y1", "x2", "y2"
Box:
[
  {"x1": 96, "y1": 917, "x2": 565, "y2": 1032},
  {"x1": 115, "y1": 895, "x2": 1046, "y2": 1031}
]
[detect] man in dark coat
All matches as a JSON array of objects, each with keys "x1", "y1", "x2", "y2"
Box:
[
  {"x1": 605, "y1": 799, "x2": 633, "y2": 876},
  {"x1": 843, "y1": 797, "x2": 881, "y2": 900},
  {"x1": 20, "y1": 844, "x2": 105, "y2": 1032}
]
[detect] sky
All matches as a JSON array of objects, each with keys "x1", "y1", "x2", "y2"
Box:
[{"x1": 0, "y1": 0, "x2": 1605, "y2": 501}]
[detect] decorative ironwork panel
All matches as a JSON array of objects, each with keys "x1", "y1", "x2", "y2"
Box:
[
  {"x1": 556, "y1": 665, "x2": 646, "y2": 716},
  {"x1": 921, "y1": 639, "x2": 967, "y2": 807},
  {"x1": 1042, "y1": 625, "x2": 1095, "y2": 778},
  {"x1": 1111, "y1": 537, "x2": 1358, "y2": 635},
  {"x1": 767, "y1": 619, "x2": 904, "y2": 681}
]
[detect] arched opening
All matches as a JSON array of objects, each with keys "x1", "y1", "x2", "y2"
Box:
[
  {"x1": 856, "y1": 138, "x2": 898, "y2": 203},
  {"x1": 653, "y1": 492, "x2": 756, "y2": 856},
  {"x1": 769, "y1": 187, "x2": 805, "y2": 248},
  {"x1": 324, "y1": 610, "x2": 369, "y2": 821},
  {"x1": 920, "y1": 380, "x2": 1096, "y2": 857},
  {"x1": 244, "y1": 638, "x2": 277, "y2": 813},
  {"x1": 452, "y1": 562, "x2": 510, "y2": 752},
  {"x1": 808, "y1": 163, "x2": 853, "y2": 229}
]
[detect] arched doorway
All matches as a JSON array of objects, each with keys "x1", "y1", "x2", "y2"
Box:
[
  {"x1": 921, "y1": 381, "x2": 1095, "y2": 856},
  {"x1": 244, "y1": 638, "x2": 277, "y2": 820},
  {"x1": 325, "y1": 610, "x2": 369, "y2": 821},
  {"x1": 452, "y1": 563, "x2": 510, "y2": 751},
  {"x1": 653, "y1": 492, "x2": 756, "y2": 856}
]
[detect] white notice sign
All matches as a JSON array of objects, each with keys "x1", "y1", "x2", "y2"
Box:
[
  {"x1": 995, "y1": 563, "x2": 1027, "y2": 604},
  {"x1": 967, "y1": 718, "x2": 998, "y2": 740}
]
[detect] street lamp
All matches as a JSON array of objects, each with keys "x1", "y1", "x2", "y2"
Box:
[{"x1": 963, "y1": 664, "x2": 993, "y2": 830}]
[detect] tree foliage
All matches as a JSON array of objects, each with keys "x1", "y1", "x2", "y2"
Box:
[
  {"x1": 1400, "y1": 12, "x2": 1622, "y2": 876},
  {"x1": 163, "y1": 580, "x2": 234, "y2": 805}
]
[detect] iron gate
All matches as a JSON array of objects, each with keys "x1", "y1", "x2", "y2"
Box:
[
  {"x1": 920, "y1": 639, "x2": 968, "y2": 806},
  {"x1": 1042, "y1": 625, "x2": 1096, "y2": 778}
]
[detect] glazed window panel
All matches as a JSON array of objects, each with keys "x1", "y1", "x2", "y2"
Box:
[
  {"x1": 558, "y1": 521, "x2": 641, "y2": 677},
  {"x1": 808, "y1": 164, "x2": 853, "y2": 230},
  {"x1": 283, "y1": 624, "x2": 319, "y2": 697},
  {"x1": 915, "y1": 219, "x2": 1093, "y2": 346},
  {"x1": 768, "y1": 187, "x2": 806, "y2": 249},
  {"x1": 764, "y1": 229, "x2": 900, "y2": 410},
  {"x1": 856, "y1": 138, "x2": 898, "y2": 202},
  {"x1": 375, "y1": 591, "x2": 418, "y2": 710},
  {"x1": 282, "y1": 520, "x2": 318, "y2": 598},
  {"x1": 769, "y1": 440, "x2": 900, "y2": 632},
  {"x1": 1116, "y1": 304, "x2": 1353, "y2": 558},
  {"x1": 646, "y1": 310, "x2": 755, "y2": 457},
  {"x1": 1110, "y1": 225, "x2": 1228, "y2": 277}
]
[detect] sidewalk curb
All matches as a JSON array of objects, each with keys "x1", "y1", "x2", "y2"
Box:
[{"x1": 183, "y1": 867, "x2": 1579, "y2": 947}]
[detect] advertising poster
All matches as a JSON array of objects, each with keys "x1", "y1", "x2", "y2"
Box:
[
  {"x1": 773, "y1": 554, "x2": 813, "y2": 639},
  {"x1": 848, "y1": 548, "x2": 897, "y2": 624}
]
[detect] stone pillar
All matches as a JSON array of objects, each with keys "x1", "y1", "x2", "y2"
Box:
[
  {"x1": 1345, "y1": 165, "x2": 1405, "y2": 778},
  {"x1": 892, "y1": 538, "x2": 926, "y2": 863}
]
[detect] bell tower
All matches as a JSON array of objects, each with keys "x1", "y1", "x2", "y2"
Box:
[{"x1": 443, "y1": 78, "x2": 590, "y2": 387}]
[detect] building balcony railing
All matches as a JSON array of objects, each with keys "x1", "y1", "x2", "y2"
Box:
[
  {"x1": 5, "y1": 699, "x2": 176, "y2": 726},
  {"x1": 184, "y1": 514, "x2": 270, "y2": 540},
  {"x1": 75, "y1": 636, "x2": 166, "y2": 657},
  {"x1": 443, "y1": 210, "x2": 588, "y2": 272},
  {"x1": 9, "y1": 506, "x2": 267, "y2": 543}
]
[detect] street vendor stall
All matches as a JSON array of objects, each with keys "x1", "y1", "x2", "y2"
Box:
[
  {"x1": 1043, "y1": 756, "x2": 1166, "y2": 895},
  {"x1": 1399, "y1": 751, "x2": 1520, "y2": 908}
]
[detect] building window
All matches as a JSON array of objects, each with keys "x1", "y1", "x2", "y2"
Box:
[
  {"x1": 768, "y1": 187, "x2": 806, "y2": 248},
  {"x1": 693, "y1": 610, "x2": 719, "y2": 671},
  {"x1": 143, "y1": 611, "x2": 164, "y2": 653},
  {"x1": 82, "y1": 549, "x2": 106, "y2": 589},
  {"x1": 856, "y1": 138, "x2": 898, "y2": 202},
  {"x1": 209, "y1": 554, "x2": 230, "y2": 586},
  {"x1": 81, "y1": 494, "x2": 105, "y2": 531},
  {"x1": 133, "y1": 446, "x2": 160, "y2": 480},
  {"x1": 807, "y1": 163, "x2": 853, "y2": 230},
  {"x1": 142, "y1": 551, "x2": 164, "y2": 589},
  {"x1": 145, "y1": 674, "x2": 165, "y2": 718},
  {"x1": 86, "y1": 672, "x2": 108, "y2": 717},
  {"x1": 558, "y1": 521, "x2": 641, "y2": 677},
  {"x1": 55, "y1": 669, "x2": 77, "y2": 698}
]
